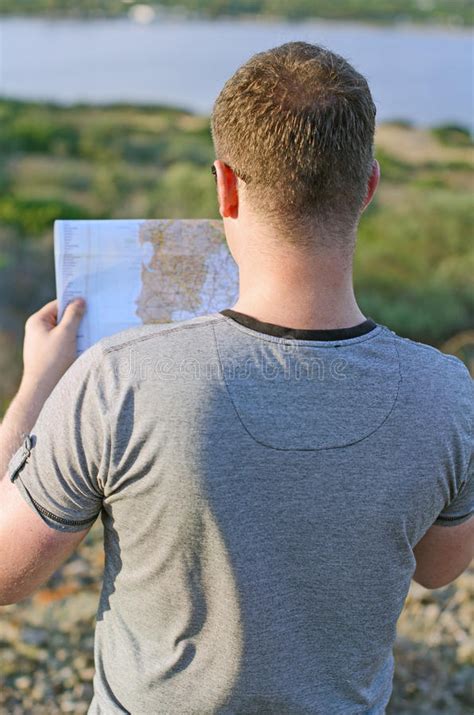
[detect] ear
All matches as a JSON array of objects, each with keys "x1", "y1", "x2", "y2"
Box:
[
  {"x1": 214, "y1": 160, "x2": 239, "y2": 219},
  {"x1": 361, "y1": 159, "x2": 380, "y2": 212}
]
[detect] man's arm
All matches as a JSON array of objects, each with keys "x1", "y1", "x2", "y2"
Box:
[
  {"x1": 0, "y1": 476, "x2": 89, "y2": 605},
  {"x1": 413, "y1": 449, "x2": 474, "y2": 589},
  {"x1": 0, "y1": 298, "x2": 89, "y2": 606},
  {"x1": 412, "y1": 517, "x2": 474, "y2": 590}
]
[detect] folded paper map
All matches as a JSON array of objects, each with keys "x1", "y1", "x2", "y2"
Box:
[{"x1": 54, "y1": 219, "x2": 238, "y2": 353}]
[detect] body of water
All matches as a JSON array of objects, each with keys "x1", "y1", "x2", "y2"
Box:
[{"x1": 0, "y1": 16, "x2": 473, "y2": 128}]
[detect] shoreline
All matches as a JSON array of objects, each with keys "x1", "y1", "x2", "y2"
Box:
[
  {"x1": 0, "y1": 96, "x2": 472, "y2": 137},
  {"x1": 0, "y1": 12, "x2": 472, "y2": 34}
]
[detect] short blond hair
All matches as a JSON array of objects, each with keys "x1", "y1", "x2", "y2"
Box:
[{"x1": 211, "y1": 41, "x2": 376, "y2": 246}]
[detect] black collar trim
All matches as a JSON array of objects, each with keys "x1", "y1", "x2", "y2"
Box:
[{"x1": 220, "y1": 309, "x2": 377, "y2": 341}]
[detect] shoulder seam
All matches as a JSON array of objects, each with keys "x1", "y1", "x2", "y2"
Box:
[
  {"x1": 102, "y1": 317, "x2": 222, "y2": 355},
  {"x1": 389, "y1": 333, "x2": 468, "y2": 368}
]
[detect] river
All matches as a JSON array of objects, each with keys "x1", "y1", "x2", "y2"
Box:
[{"x1": 0, "y1": 16, "x2": 472, "y2": 129}]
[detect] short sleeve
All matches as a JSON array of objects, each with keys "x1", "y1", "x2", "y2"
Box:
[
  {"x1": 8, "y1": 344, "x2": 110, "y2": 532},
  {"x1": 434, "y1": 453, "x2": 474, "y2": 527}
]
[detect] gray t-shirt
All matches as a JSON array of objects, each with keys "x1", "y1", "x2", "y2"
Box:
[{"x1": 9, "y1": 311, "x2": 474, "y2": 715}]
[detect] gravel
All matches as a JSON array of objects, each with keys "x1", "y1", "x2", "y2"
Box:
[{"x1": 1, "y1": 523, "x2": 472, "y2": 714}]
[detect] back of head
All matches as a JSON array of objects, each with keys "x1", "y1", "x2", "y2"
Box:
[{"x1": 211, "y1": 42, "x2": 376, "y2": 248}]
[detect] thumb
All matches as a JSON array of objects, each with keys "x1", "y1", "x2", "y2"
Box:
[{"x1": 59, "y1": 298, "x2": 86, "y2": 331}]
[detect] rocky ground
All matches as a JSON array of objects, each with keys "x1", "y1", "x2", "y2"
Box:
[{"x1": 0, "y1": 522, "x2": 472, "y2": 714}]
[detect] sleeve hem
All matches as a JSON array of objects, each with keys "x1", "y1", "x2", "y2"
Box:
[
  {"x1": 434, "y1": 511, "x2": 473, "y2": 527},
  {"x1": 14, "y1": 474, "x2": 99, "y2": 533}
]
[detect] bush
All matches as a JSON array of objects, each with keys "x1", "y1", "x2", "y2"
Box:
[
  {"x1": 375, "y1": 148, "x2": 413, "y2": 183},
  {"x1": 0, "y1": 196, "x2": 91, "y2": 236},
  {"x1": 2, "y1": 116, "x2": 80, "y2": 155},
  {"x1": 355, "y1": 189, "x2": 474, "y2": 344},
  {"x1": 159, "y1": 132, "x2": 215, "y2": 167},
  {"x1": 431, "y1": 124, "x2": 473, "y2": 147},
  {"x1": 149, "y1": 163, "x2": 219, "y2": 218}
]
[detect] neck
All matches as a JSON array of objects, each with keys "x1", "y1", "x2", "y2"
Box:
[{"x1": 231, "y1": 240, "x2": 365, "y2": 331}]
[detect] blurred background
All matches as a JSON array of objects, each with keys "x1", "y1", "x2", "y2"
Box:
[{"x1": 0, "y1": 1, "x2": 473, "y2": 713}]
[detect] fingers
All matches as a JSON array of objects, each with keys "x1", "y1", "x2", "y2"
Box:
[
  {"x1": 26, "y1": 299, "x2": 58, "y2": 328},
  {"x1": 36, "y1": 299, "x2": 58, "y2": 317},
  {"x1": 59, "y1": 299, "x2": 86, "y2": 332},
  {"x1": 25, "y1": 298, "x2": 86, "y2": 335}
]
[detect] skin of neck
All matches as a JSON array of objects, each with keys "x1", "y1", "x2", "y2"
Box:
[{"x1": 213, "y1": 159, "x2": 380, "y2": 331}]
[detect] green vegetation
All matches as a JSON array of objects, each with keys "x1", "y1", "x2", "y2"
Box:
[
  {"x1": 354, "y1": 191, "x2": 474, "y2": 345},
  {"x1": 0, "y1": 0, "x2": 472, "y2": 25},
  {"x1": 1, "y1": 97, "x2": 473, "y2": 411},
  {"x1": 431, "y1": 123, "x2": 474, "y2": 147}
]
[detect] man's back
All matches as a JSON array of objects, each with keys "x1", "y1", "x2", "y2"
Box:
[{"x1": 14, "y1": 311, "x2": 473, "y2": 714}]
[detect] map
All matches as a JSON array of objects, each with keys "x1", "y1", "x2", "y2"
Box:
[{"x1": 54, "y1": 219, "x2": 238, "y2": 353}]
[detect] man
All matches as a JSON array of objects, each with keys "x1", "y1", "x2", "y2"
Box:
[{"x1": 0, "y1": 41, "x2": 472, "y2": 714}]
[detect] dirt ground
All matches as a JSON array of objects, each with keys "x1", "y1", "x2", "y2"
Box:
[{"x1": 0, "y1": 521, "x2": 472, "y2": 714}]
